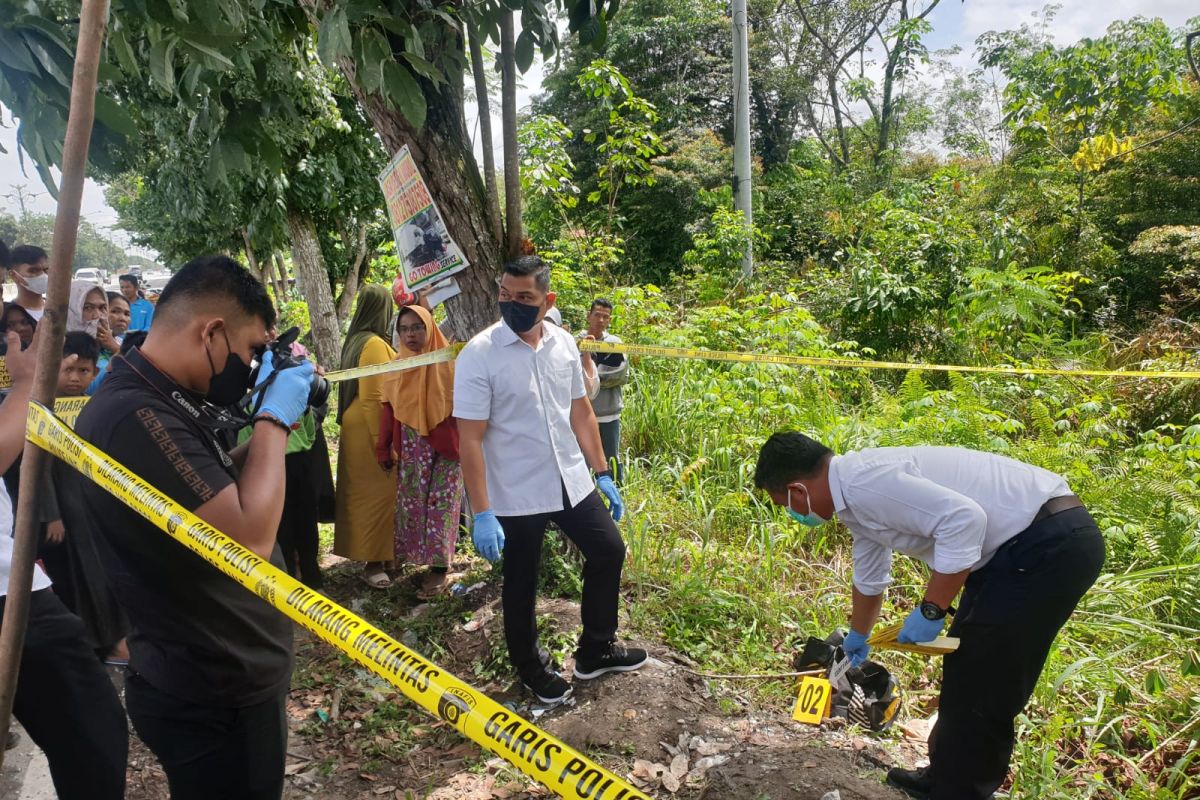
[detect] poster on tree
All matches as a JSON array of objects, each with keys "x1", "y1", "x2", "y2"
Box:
[{"x1": 378, "y1": 146, "x2": 469, "y2": 291}]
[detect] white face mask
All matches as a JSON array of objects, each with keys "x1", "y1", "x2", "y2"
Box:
[
  {"x1": 83, "y1": 319, "x2": 101, "y2": 337},
  {"x1": 18, "y1": 273, "x2": 49, "y2": 297}
]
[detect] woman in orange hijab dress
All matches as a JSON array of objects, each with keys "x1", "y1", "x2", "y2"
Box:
[{"x1": 376, "y1": 304, "x2": 462, "y2": 598}]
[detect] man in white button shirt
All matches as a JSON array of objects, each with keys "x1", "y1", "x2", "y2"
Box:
[
  {"x1": 0, "y1": 316, "x2": 127, "y2": 799},
  {"x1": 754, "y1": 432, "x2": 1105, "y2": 800},
  {"x1": 454, "y1": 255, "x2": 647, "y2": 705}
]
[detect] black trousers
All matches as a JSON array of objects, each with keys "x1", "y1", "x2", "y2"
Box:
[
  {"x1": 125, "y1": 673, "x2": 288, "y2": 800},
  {"x1": 928, "y1": 506, "x2": 1105, "y2": 799},
  {"x1": 278, "y1": 448, "x2": 322, "y2": 588},
  {"x1": 4, "y1": 588, "x2": 127, "y2": 800},
  {"x1": 598, "y1": 420, "x2": 623, "y2": 483},
  {"x1": 498, "y1": 487, "x2": 627, "y2": 679}
]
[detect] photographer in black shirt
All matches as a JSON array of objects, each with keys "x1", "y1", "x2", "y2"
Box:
[{"x1": 73, "y1": 255, "x2": 315, "y2": 800}]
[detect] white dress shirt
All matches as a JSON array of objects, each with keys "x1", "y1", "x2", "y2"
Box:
[
  {"x1": 829, "y1": 446, "x2": 1072, "y2": 595},
  {"x1": 1, "y1": 484, "x2": 52, "y2": 596},
  {"x1": 454, "y1": 319, "x2": 594, "y2": 516}
]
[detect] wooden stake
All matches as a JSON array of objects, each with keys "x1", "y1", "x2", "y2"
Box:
[{"x1": 0, "y1": 0, "x2": 112, "y2": 767}]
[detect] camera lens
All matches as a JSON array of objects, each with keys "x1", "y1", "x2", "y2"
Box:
[{"x1": 308, "y1": 375, "x2": 330, "y2": 409}]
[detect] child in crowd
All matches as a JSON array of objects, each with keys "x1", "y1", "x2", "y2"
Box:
[
  {"x1": 57, "y1": 331, "x2": 99, "y2": 397},
  {"x1": 40, "y1": 331, "x2": 130, "y2": 663},
  {"x1": 1, "y1": 303, "x2": 37, "y2": 350}
]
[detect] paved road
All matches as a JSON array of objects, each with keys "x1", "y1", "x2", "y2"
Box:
[{"x1": 0, "y1": 723, "x2": 55, "y2": 800}]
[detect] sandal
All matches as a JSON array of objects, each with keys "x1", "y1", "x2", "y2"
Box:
[
  {"x1": 363, "y1": 564, "x2": 392, "y2": 589},
  {"x1": 416, "y1": 571, "x2": 450, "y2": 600}
]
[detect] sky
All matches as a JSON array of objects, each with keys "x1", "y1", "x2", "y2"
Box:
[{"x1": 0, "y1": 0, "x2": 1196, "y2": 262}]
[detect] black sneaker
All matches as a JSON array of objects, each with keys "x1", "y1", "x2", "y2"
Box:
[
  {"x1": 5, "y1": 729, "x2": 19, "y2": 751},
  {"x1": 523, "y1": 669, "x2": 573, "y2": 705},
  {"x1": 886, "y1": 766, "x2": 932, "y2": 799},
  {"x1": 573, "y1": 643, "x2": 648, "y2": 680}
]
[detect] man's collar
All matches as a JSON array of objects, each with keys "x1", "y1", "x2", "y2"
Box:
[
  {"x1": 494, "y1": 320, "x2": 520, "y2": 346},
  {"x1": 826, "y1": 454, "x2": 848, "y2": 514},
  {"x1": 496, "y1": 320, "x2": 551, "y2": 349}
]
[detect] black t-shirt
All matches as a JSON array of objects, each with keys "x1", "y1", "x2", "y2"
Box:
[{"x1": 73, "y1": 348, "x2": 293, "y2": 707}]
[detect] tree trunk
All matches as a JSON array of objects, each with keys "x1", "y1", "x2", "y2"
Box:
[
  {"x1": 241, "y1": 228, "x2": 266, "y2": 285},
  {"x1": 338, "y1": 31, "x2": 501, "y2": 341},
  {"x1": 270, "y1": 251, "x2": 290, "y2": 302},
  {"x1": 335, "y1": 222, "x2": 369, "y2": 325},
  {"x1": 499, "y1": 10, "x2": 523, "y2": 258},
  {"x1": 469, "y1": 26, "x2": 504, "y2": 248},
  {"x1": 828, "y1": 74, "x2": 851, "y2": 169},
  {"x1": 285, "y1": 209, "x2": 341, "y2": 367}
]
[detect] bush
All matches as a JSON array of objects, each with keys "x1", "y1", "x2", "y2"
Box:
[{"x1": 1127, "y1": 226, "x2": 1200, "y2": 317}]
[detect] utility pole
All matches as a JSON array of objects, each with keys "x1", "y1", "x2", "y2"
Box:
[{"x1": 732, "y1": 0, "x2": 753, "y2": 276}]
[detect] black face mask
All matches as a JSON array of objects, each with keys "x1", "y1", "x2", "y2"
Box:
[
  {"x1": 499, "y1": 300, "x2": 543, "y2": 334},
  {"x1": 205, "y1": 329, "x2": 253, "y2": 406}
]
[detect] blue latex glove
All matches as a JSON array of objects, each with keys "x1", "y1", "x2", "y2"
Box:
[
  {"x1": 473, "y1": 510, "x2": 505, "y2": 563},
  {"x1": 255, "y1": 350, "x2": 314, "y2": 427},
  {"x1": 897, "y1": 606, "x2": 946, "y2": 644},
  {"x1": 843, "y1": 630, "x2": 871, "y2": 666},
  {"x1": 597, "y1": 474, "x2": 624, "y2": 522}
]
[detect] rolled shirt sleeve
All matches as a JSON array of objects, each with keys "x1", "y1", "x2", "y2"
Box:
[
  {"x1": 851, "y1": 536, "x2": 893, "y2": 596},
  {"x1": 453, "y1": 343, "x2": 492, "y2": 421}
]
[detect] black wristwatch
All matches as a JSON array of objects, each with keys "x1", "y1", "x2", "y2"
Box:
[
  {"x1": 595, "y1": 469, "x2": 613, "y2": 481},
  {"x1": 919, "y1": 600, "x2": 951, "y2": 621}
]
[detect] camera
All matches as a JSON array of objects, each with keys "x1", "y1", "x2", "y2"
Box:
[{"x1": 250, "y1": 326, "x2": 329, "y2": 409}]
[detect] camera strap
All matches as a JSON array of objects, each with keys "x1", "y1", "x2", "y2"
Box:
[{"x1": 117, "y1": 350, "x2": 242, "y2": 468}]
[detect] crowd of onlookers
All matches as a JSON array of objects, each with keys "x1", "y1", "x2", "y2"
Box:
[{"x1": 0, "y1": 242, "x2": 158, "y2": 672}]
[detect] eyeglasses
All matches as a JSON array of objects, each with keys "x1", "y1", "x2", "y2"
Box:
[{"x1": 397, "y1": 324, "x2": 426, "y2": 335}]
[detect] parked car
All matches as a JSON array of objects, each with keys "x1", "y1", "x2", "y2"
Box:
[{"x1": 75, "y1": 267, "x2": 105, "y2": 284}]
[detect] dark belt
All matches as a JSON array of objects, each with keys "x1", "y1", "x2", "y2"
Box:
[{"x1": 1031, "y1": 494, "x2": 1084, "y2": 524}]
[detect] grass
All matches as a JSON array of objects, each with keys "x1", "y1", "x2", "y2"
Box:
[{"x1": 305, "y1": 282, "x2": 1199, "y2": 797}]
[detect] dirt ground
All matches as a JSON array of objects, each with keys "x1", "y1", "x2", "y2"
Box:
[{"x1": 119, "y1": 560, "x2": 922, "y2": 799}]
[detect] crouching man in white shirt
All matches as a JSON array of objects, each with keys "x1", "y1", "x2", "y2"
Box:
[
  {"x1": 454, "y1": 255, "x2": 647, "y2": 705},
  {"x1": 754, "y1": 432, "x2": 1104, "y2": 800}
]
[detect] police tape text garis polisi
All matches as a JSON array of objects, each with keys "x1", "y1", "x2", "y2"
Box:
[
  {"x1": 286, "y1": 585, "x2": 440, "y2": 694},
  {"x1": 481, "y1": 709, "x2": 648, "y2": 800}
]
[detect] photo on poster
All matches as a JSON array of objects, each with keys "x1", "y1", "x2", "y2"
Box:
[{"x1": 378, "y1": 146, "x2": 469, "y2": 291}]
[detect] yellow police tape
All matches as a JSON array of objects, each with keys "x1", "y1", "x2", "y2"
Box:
[
  {"x1": 25, "y1": 401, "x2": 650, "y2": 800},
  {"x1": 322, "y1": 339, "x2": 1200, "y2": 384}
]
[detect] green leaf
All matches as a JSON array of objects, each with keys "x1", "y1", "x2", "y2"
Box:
[
  {"x1": 568, "y1": 0, "x2": 592, "y2": 32},
  {"x1": 1144, "y1": 668, "x2": 1168, "y2": 695},
  {"x1": 15, "y1": 15, "x2": 73, "y2": 53},
  {"x1": 23, "y1": 34, "x2": 72, "y2": 87},
  {"x1": 1183, "y1": 649, "x2": 1200, "y2": 677},
  {"x1": 94, "y1": 94, "x2": 137, "y2": 138},
  {"x1": 578, "y1": 16, "x2": 602, "y2": 47},
  {"x1": 317, "y1": 7, "x2": 352, "y2": 66},
  {"x1": 0, "y1": 31, "x2": 41, "y2": 75},
  {"x1": 382, "y1": 59, "x2": 426, "y2": 130},
  {"x1": 108, "y1": 27, "x2": 141, "y2": 79},
  {"x1": 358, "y1": 27, "x2": 391, "y2": 95},
  {"x1": 177, "y1": 38, "x2": 236, "y2": 71},
  {"x1": 149, "y1": 38, "x2": 177, "y2": 91},
  {"x1": 401, "y1": 52, "x2": 442, "y2": 85},
  {"x1": 514, "y1": 30, "x2": 535, "y2": 73}
]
